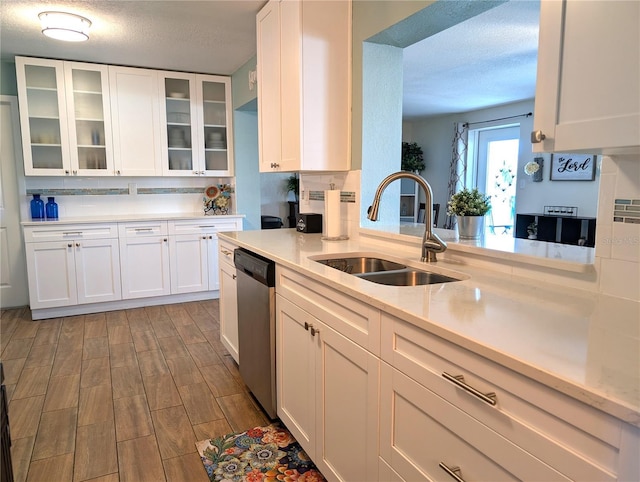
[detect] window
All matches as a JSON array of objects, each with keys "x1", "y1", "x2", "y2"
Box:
[{"x1": 468, "y1": 125, "x2": 519, "y2": 235}]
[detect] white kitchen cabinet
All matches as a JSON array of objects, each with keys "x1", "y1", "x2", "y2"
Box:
[
  {"x1": 380, "y1": 313, "x2": 631, "y2": 482},
  {"x1": 16, "y1": 57, "x2": 115, "y2": 177},
  {"x1": 257, "y1": 0, "x2": 351, "y2": 172},
  {"x1": 218, "y1": 239, "x2": 239, "y2": 362},
  {"x1": 159, "y1": 73, "x2": 234, "y2": 177},
  {"x1": 118, "y1": 221, "x2": 170, "y2": 299},
  {"x1": 109, "y1": 66, "x2": 163, "y2": 176},
  {"x1": 24, "y1": 224, "x2": 121, "y2": 309},
  {"x1": 64, "y1": 61, "x2": 114, "y2": 176},
  {"x1": 532, "y1": 0, "x2": 640, "y2": 154},
  {"x1": 168, "y1": 218, "x2": 242, "y2": 295},
  {"x1": 276, "y1": 287, "x2": 379, "y2": 481}
]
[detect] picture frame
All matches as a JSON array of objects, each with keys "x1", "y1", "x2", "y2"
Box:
[{"x1": 549, "y1": 153, "x2": 597, "y2": 181}]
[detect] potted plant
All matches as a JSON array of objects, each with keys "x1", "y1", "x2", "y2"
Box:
[
  {"x1": 527, "y1": 222, "x2": 538, "y2": 239},
  {"x1": 285, "y1": 174, "x2": 299, "y2": 202},
  {"x1": 446, "y1": 188, "x2": 491, "y2": 239},
  {"x1": 401, "y1": 142, "x2": 425, "y2": 172}
]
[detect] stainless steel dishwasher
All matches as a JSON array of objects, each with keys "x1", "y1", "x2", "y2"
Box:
[{"x1": 234, "y1": 248, "x2": 277, "y2": 419}]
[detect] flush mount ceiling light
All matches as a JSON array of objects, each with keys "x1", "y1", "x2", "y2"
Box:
[{"x1": 39, "y1": 11, "x2": 92, "y2": 42}]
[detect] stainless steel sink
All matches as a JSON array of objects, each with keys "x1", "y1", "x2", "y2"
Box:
[
  {"x1": 314, "y1": 256, "x2": 406, "y2": 274},
  {"x1": 356, "y1": 269, "x2": 460, "y2": 286},
  {"x1": 310, "y1": 253, "x2": 465, "y2": 286}
]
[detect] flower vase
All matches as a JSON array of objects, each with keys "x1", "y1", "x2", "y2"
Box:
[{"x1": 456, "y1": 215, "x2": 484, "y2": 239}]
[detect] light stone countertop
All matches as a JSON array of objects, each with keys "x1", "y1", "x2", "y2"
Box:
[
  {"x1": 21, "y1": 213, "x2": 245, "y2": 226},
  {"x1": 220, "y1": 228, "x2": 639, "y2": 427}
]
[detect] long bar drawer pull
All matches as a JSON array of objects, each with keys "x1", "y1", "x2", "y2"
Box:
[
  {"x1": 63, "y1": 232, "x2": 82, "y2": 236},
  {"x1": 442, "y1": 372, "x2": 497, "y2": 406},
  {"x1": 439, "y1": 463, "x2": 465, "y2": 482},
  {"x1": 221, "y1": 250, "x2": 232, "y2": 256},
  {"x1": 134, "y1": 228, "x2": 154, "y2": 232}
]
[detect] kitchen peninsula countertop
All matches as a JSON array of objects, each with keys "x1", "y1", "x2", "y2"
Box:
[{"x1": 220, "y1": 228, "x2": 639, "y2": 427}]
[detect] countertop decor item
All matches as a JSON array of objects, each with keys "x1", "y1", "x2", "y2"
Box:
[
  {"x1": 447, "y1": 188, "x2": 491, "y2": 239},
  {"x1": 30, "y1": 193, "x2": 45, "y2": 219},
  {"x1": 204, "y1": 184, "x2": 233, "y2": 215},
  {"x1": 401, "y1": 141, "x2": 425, "y2": 172},
  {"x1": 285, "y1": 174, "x2": 299, "y2": 202},
  {"x1": 45, "y1": 197, "x2": 58, "y2": 219},
  {"x1": 527, "y1": 222, "x2": 538, "y2": 239}
]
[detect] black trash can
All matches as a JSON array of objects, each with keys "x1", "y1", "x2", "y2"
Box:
[{"x1": 261, "y1": 215, "x2": 283, "y2": 229}]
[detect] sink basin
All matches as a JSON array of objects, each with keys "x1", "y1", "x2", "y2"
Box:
[
  {"x1": 310, "y1": 253, "x2": 466, "y2": 286},
  {"x1": 356, "y1": 269, "x2": 460, "y2": 286},
  {"x1": 314, "y1": 256, "x2": 406, "y2": 274}
]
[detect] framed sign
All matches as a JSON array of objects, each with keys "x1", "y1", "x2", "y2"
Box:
[{"x1": 550, "y1": 153, "x2": 597, "y2": 181}]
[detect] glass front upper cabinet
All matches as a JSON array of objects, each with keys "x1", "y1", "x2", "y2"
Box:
[
  {"x1": 16, "y1": 57, "x2": 69, "y2": 175},
  {"x1": 199, "y1": 75, "x2": 233, "y2": 175},
  {"x1": 159, "y1": 73, "x2": 198, "y2": 176},
  {"x1": 64, "y1": 62, "x2": 113, "y2": 175}
]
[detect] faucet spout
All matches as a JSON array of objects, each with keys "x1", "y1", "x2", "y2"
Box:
[{"x1": 367, "y1": 171, "x2": 447, "y2": 262}]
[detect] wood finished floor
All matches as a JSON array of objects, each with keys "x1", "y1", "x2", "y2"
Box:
[{"x1": 1, "y1": 300, "x2": 270, "y2": 482}]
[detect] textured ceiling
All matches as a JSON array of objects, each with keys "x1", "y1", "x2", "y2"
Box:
[
  {"x1": 0, "y1": 0, "x2": 267, "y2": 75},
  {"x1": 402, "y1": 0, "x2": 540, "y2": 119},
  {"x1": 0, "y1": 0, "x2": 539, "y2": 118}
]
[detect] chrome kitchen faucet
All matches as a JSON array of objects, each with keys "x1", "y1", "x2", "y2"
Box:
[{"x1": 367, "y1": 171, "x2": 447, "y2": 262}]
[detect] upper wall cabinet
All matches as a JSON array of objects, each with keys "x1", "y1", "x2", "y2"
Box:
[
  {"x1": 158, "y1": 72, "x2": 234, "y2": 177},
  {"x1": 16, "y1": 57, "x2": 234, "y2": 177},
  {"x1": 257, "y1": 0, "x2": 351, "y2": 172},
  {"x1": 532, "y1": 0, "x2": 640, "y2": 155},
  {"x1": 109, "y1": 66, "x2": 163, "y2": 176},
  {"x1": 16, "y1": 57, "x2": 114, "y2": 176}
]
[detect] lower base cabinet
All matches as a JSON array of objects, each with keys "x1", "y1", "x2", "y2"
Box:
[
  {"x1": 218, "y1": 240, "x2": 239, "y2": 362},
  {"x1": 379, "y1": 363, "x2": 569, "y2": 481},
  {"x1": 276, "y1": 294, "x2": 380, "y2": 482}
]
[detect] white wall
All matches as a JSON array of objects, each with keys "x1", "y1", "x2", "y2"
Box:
[{"x1": 404, "y1": 99, "x2": 600, "y2": 220}]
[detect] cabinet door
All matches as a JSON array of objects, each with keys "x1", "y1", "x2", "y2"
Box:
[
  {"x1": 197, "y1": 75, "x2": 234, "y2": 176},
  {"x1": 168, "y1": 234, "x2": 208, "y2": 294},
  {"x1": 275, "y1": 295, "x2": 316, "y2": 457},
  {"x1": 64, "y1": 61, "x2": 114, "y2": 176},
  {"x1": 109, "y1": 66, "x2": 163, "y2": 176},
  {"x1": 15, "y1": 57, "x2": 71, "y2": 176},
  {"x1": 314, "y1": 321, "x2": 380, "y2": 482},
  {"x1": 533, "y1": 0, "x2": 640, "y2": 154},
  {"x1": 219, "y1": 258, "x2": 239, "y2": 363},
  {"x1": 257, "y1": 0, "x2": 283, "y2": 172},
  {"x1": 158, "y1": 72, "x2": 200, "y2": 176},
  {"x1": 119, "y1": 235, "x2": 170, "y2": 299},
  {"x1": 207, "y1": 234, "x2": 220, "y2": 291},
  {"x1": 25, "y1": 241, "x2": 77, "y2": 309},
  {"x1": 74, "y1": 238, "x2": 121, "y2": 304}
]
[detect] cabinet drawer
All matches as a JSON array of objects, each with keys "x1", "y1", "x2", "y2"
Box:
[
  {"x1": 277, "y1": 266, "x2": 380, "y2": 355},
  {"x1": 218, "y1": 240, "x2": 236, "y2": 268},
  {"x1": 24, "y1": 223, "x2": 118, "y2": 242},
  {"x1": 168, "y1": 218, "x2": 241, "y2": 235},
  {"x1": 381, "y1": 314, "x2": 620, "y2": 481},
  {"x1": 380, "y1": 364, "x2": 569, "y2": 482},
  {"x1": 118, "y1": 221, "x2": 168, "y2": 237}
]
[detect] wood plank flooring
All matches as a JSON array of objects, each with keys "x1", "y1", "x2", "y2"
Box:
[{"x1": 1, "y1": 300, "x2": 270, "y2": 482}]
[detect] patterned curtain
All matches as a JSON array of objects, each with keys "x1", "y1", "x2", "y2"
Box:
[{"x1": 444, "y1": 122, "x2": 469, "y2": 229}]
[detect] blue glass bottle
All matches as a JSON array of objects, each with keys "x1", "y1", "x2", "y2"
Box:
[
  {"x1": 45, "y1": 197, "x2": 58, "y2": 219},
  {"x1": 30, "y1": 194, "x2": 44, "y2": 219}
]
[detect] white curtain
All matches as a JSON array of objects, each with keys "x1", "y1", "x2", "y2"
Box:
[{"x1": 444, "y1": 122, "x2": 469, "y2": 229}]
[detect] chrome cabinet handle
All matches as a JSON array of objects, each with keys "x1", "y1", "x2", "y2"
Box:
[
  {"x1": 116, "y1": 170, "x2": 121, "y2": 175},
  {"x1": 442, "y1": 372, "x2": 497, "y2": 406},
  {"x1": 221, "y1": 249, "x2": 232, "y2": 256},
  {"x1": 73, "y1": 170, "x2": 77, "y2": 175},
  {"x1": 75, "y1": 242, "x2": 80, "y2": 247},
  {"x1": 439, "y1": 463, "x2": 465, "y2": 482},
  {"x1": 530, "y1": 130, "x2": 546, "y2": 143},
  {"x1": 67, "y1": 243, "x2": 72, "y2": 248},
  {"x1": 310, "y1": 326, "x2": 320, "y2": 336},
  {"x1": 65, "y1": 170, "x2": 70, "y2": 175},
  {"x1": 232, "y1": 274, "x2": 236, "y2": 280},
  {"x1": 163, "y1": 238, "x2": 168, "y2": 242},
  {"x1": 202, "y1": 236, "x2": 207, "y2": 240},
  {"x1": 270, "y1": 162, "x2": 279, "y2": 168}
]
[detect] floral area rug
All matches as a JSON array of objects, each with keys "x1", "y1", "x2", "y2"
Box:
[{"x1": 196, "y1": 423, "x2": 326, "y2": 482}]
